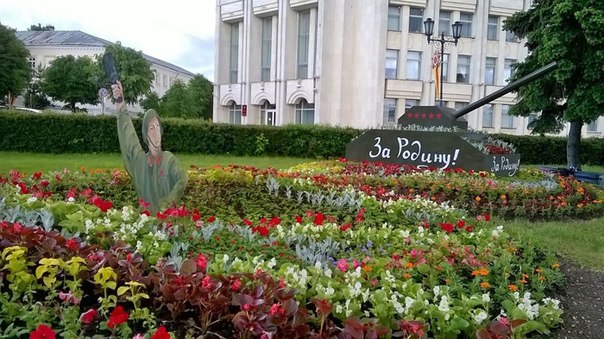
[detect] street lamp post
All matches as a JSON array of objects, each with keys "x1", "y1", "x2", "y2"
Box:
[{"x1": 423, "y1": 18, "x2": 463, "y2": 106}]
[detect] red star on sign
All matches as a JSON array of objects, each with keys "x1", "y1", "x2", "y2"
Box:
[
  {"x1": 415, "y1": 113, "x2": 421, "y2": 118},
  {"x1": 421, "y1": 114, "x2": 427, "y2": 118},
  {"x1": 429, "y1": 113, "x2": 434, "y2": 119},
  {"x1": 407, "y1": 113, "x2": 413, "y2": 118},
  {"x1": 436, "y1": 113, "x2": 442, "y2": 119}
]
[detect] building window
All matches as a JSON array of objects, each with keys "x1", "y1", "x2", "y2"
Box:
[
  {"x1": 485, "y1": 57, "x2": 496, "y2": 85},
  {"x1": 230, "y1": 23, "x2": 239, "y2": 84},
  {"x1": 409, "y1": 7, "x2": 424, "y2": 33},
  {"x1": 384, "y1": 98, "x2": 396, "y2": 123},
  {"x1": 501, "y1": 104, "x2": 514, "y2": 128},
  {"x1": 528, "y1": 113, "x2": 539, "y2": 127},
  {"x1": 441, "y1": 54, "x2": 449, "y2": 82},
  {"x1": 388, "y1": 6, "x2": 401, "y2": 31},
  {"x1": 297, "y1": 10, "x2": 311, "y2": 79},
  {"x1": 487, "y1": 16, "x2": 498, "y2": 40},
  {"x1": 459, "y1": 12, "x2": 473, "y2": 37},
  {"x1": 385, "y1": 49, "x2": 399, "y2": 79},
  {"x1": 439, "y1": 11, "x2": 451, "y2": 35},
  {"x1": 163, "y1": 74, "x2": 168, "y2": 87},
  {"x1": 29, "y1": 57, "x2": 36, "y2": 69},
  {"x1": 587, "y1": 118, "x2": 599, "y2": 132},
  {"x1": 406, "y1": 51, "x2": 421, "y2": 80},
  {"x1": 482, "y1": 104, "x2": 493, "y2": 128},
  {"x1": 295, "y1": 99, "x2": 314, "y2": 124},
  {"x1": 229, "y1": 102, "x2": 242, "y2": 125},
  {"x1": 504, "y1": 59, "x2": 515, "y2": 83},
  {"x1": 260, "y1": 101, "x2": 276, "y2": 125},
  {"x1": 506, "y1": 29, "x2": 519, "y2": 42},
  {"x1": 457, "y1": 55, "x2": 471, "y2": 83},
  {"x1": 261, "y1": 17, "x2": 272, "y2": 82}
]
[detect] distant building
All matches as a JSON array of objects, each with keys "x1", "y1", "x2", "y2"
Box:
[
  {"x1": 213, "y1": 0, "x2": 602, "y2": 137},
  {"x1": 16, "y1": 30, "x2": 195, "y2": 112}
]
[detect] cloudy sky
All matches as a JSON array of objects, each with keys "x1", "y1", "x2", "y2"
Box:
[{"x1": 0, "y1": 0, "x2": 216, "y2": 80}]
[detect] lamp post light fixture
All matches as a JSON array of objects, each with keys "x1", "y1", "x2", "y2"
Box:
[{"x1": 423, "y1": 18, "x2": 463, "y2": 106}]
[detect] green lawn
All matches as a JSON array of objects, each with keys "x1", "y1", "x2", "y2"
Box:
[
  {"x1": 2, "y1": 151, "x2": 603, "y2": 271},
  {"x1": 503, "y1": 217, "x2": 604, "y2": 271},
  {"x1": 0, "y1": 151, "x2": 314, "y2": 174}
]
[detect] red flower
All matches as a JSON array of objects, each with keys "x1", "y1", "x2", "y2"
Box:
[
  {"x1": 80, "y1": 308, "x2": 98, "y2": 325},
  {"x1": 17, "y1": 182, "x2": 29, "y2": 194},
  {"x1": 340, "y1": 223, "x2": 352, "y2": 232},
  {"x1": 439, "y1": 222, "x2": 454, "y2": 233},
  {"x1": 484, "y1": 213, "x2": 491, "y2": 222},
  {"x1": 30, "y1": 324, "x2": 55, "y2": 339},
  {"x1": 196, "y1": 253, "x2": 208, "y2": 271},
  {"x1": 252, "y1": 226, "x2": 269, "y2": 237},
  {"x1": 313, "y1": 212, "x2": 325, "y2": 226},
  {"x1": 269, "y1": 216, "x2": 281, "y2": 227},
  {"x1": 40, "y1": 179, "x2": 49, "y2": 188},
  {"x1": 191, "y1": 208, "x2": 201, "y2": 221},
  {"x1": 295, "y1": 215, "x2": 303, "y2": 224},
  {"x1": 207, "y1": 215, "x2": 216, "y2": 223},
  {"x1": 243, "y1": 218, "x2": 253, "y2": 226},
  {"x1": 269, "y1": 303, "x2": 286, "y2": 316},
  {"x1": 156, "y1": 211, "x2": 168, "y2": 220},
  {"x1": 231, "y1": 278, "x2": 242, "y2": 291},
  {"x1": 107, "y1": 306, "x2": 129, "y2": 329},
  {"x1": 32, "y1": 172, "x2": 43, "y2": 180},
  {"x1": 138, "y1": 198, "x2": 150, "y2": 209},
  {"x1": 151, "y1": 326, "x2": 170, "y2": 339},
  {"x1": 65, "y1": 238, "x2": 79, "y2": 251},
  {"x1": 202, "y1": 275, "x2": 212, "y2": 289},
  {"x1": 355, "y1": 208, "x2": 365, "y2": 222}
]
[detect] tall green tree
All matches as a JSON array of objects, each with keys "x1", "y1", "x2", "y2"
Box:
[
  {"x1": 0, "y1": 23, "x2": 31, "y2": 107},
  {"x1": 504, "y1": 0, "x2": 604, "y2": 169},
  {"x1": 160, "y1": 80, "x2": 196, "y2": 118},
  {"x1": 100, "y1": 43, "x2": 154, "y2": 105},
  {"x1": 187, "y1": 74, "x2": 213, "y2": 120},
  {"x1": 141, "y1": 91, "x2": 161, "y2": 112},
  {"x1": 41, "y1": 55, "x2": 101, "y2": 112}
]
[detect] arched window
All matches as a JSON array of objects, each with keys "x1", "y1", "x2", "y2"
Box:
[
  {"x1": 260, "y1": 100, "x2": 276, "y2": 126},
  {"x1": 229, "y1": 102, "x2": 242, "y2": 124},
  {"x1": 295, "y1": 99, "x2": 314, "y2": 124}
]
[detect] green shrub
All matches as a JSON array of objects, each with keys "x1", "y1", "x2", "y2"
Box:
[{"x1": 1, "y1": 110, "x2": 603, "y2": 165}]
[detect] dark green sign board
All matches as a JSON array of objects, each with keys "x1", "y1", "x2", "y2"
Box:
[{"x1": 345, "y1": 130, "x2": 521, "y2": 176}]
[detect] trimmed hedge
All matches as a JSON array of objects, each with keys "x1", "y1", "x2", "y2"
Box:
[
  {"x1": 1, "y1": 110, "x2": 603, "y2": 165},
  {"x1": 0, "y1": 111, "x2": 359, "y2": 158},
  {"x1": 494, "y1": 133, "x2": 604, "y2": 166}
]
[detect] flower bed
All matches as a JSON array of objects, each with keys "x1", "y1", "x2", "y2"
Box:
[{"x1": 0, "y1": 161, "x2": 594, "y2": 338}]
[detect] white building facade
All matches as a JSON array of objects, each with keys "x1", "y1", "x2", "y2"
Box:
[{"x1": 213, "y1": 0, "x2": 603, "y2": 137}]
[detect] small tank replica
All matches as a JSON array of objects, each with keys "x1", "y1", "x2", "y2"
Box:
[{"x1": 345, "y1": 62, "x2": 557, "y2": 176}]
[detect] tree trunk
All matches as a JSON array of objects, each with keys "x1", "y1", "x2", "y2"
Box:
[{"x1": 567, "y1": 120, "x2": 582, "y2": 170}]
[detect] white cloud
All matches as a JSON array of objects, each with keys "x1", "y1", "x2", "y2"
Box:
[{"x1": 0, "y1": 0, "x2": 216, "y2": 80}]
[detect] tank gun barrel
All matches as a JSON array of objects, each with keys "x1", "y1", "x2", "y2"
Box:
[{"x1": 453, "y1": 62, "x2": 557, "y2": 119}]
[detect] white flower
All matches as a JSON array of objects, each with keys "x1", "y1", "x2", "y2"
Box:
[
  {"x1": 472, "y1": 309, "x2": 488, "y2": 324},
  {"x1": 268, "y1": 258, "x2": 277, "y2": 269},
  {"x1": 482, "y1": 293, "x2": 490, "y2": 303},
  {"x1": 438, "y1": 296, "x2": 450, "y2": 312},
  {"x1": 67, "y1": 197, "x2": 75, "y2": 203},
  {"x1": 542, "y1": 297, "x2": 561, "y2": 310},
  {"x1": 27, "y1": 196, "x2": 37, "y2": 203},
  {"x1": 433, "y1": 286, "x2": 441, "y2": 297}
]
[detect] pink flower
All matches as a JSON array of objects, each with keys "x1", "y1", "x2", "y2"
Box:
[
  {"x1": 202, "y1": 275, "x2": 212, "y2": 289},
  {"x1": 132, "y1": 334, "x2": 145, "y2": 339},
  {"x1": 59, "y1": 291, "x2": 80, "y2": 304},
  {"x1": 269, "y1": 303, "x2": 286, "y2": 316},
  {"x1": 336, "y1": 258, "x2": 349, "y2": 272},
  {"x1": 353, "y1": 259, "x2": 361, "y2": 269}
]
